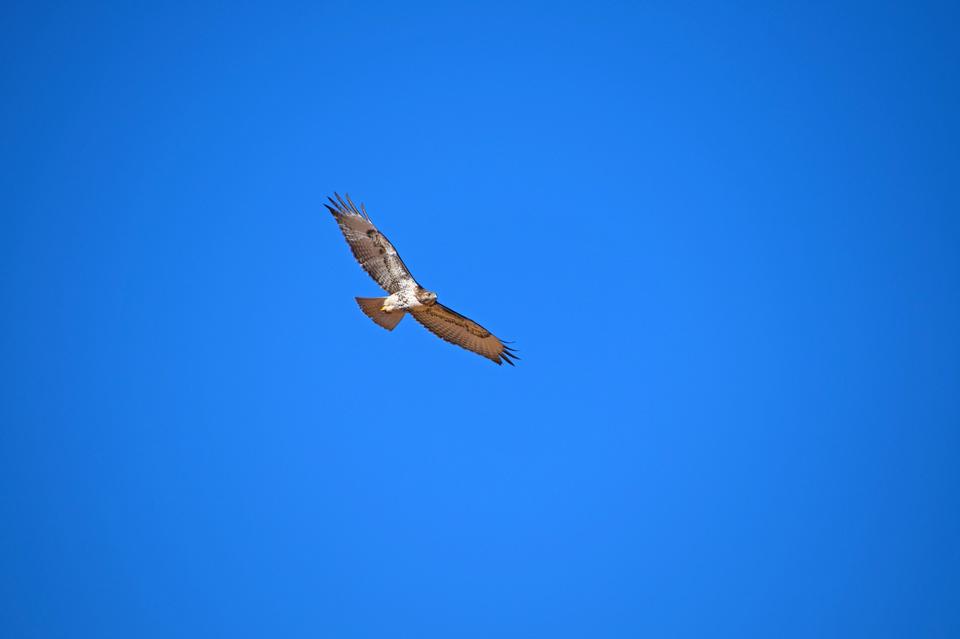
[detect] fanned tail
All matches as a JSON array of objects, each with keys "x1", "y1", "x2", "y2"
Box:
[{"x1": 355, "y1": 297, "x2": 405, "y2": 331}]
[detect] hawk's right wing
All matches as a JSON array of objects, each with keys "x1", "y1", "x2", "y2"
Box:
[
  {"x1": 411, "y1": 303, "x2": 518, "y2": 366},
  {"x1": 326, "y1": 193, "x2": 416, "y2": 293}
]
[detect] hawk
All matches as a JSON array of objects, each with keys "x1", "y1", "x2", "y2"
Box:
[{"x1": 326, "y1": 193, "x2": 518, "y2": 366}]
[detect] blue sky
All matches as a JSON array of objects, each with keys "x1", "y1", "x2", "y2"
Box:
[{"x1": 2, "y1": 1, "x2": 958, "y2": 637}]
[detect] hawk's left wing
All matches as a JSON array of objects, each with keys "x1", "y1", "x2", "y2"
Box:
[
  {"x1": 411, "y1": 303, "x2": 518, "y2": 365},
  {"x1": 325, "y1": 193, "x2": 416, "y2": 293}
]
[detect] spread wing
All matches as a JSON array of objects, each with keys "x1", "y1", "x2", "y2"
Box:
[
  {"x1": 411, "y1": 303, "x2": 519, "y2": 366},
  {"x1": 325, "y1": 193, "x2": 416, "y2": 293}
]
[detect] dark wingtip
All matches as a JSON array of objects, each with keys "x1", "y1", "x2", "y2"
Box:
[
  {"x1": 345, "y1": 193, "x2": 361, "y2": 217},
  {"x1": 499, "y1": 347, "x2": 519, "y2": 365},
  {"x1": 328, "y1": 192, "x2": 369, "y2": 219}
]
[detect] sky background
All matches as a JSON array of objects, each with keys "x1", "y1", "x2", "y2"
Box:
[{"x1": 2, "y1": 1, "x2": 959, "y2": 637}]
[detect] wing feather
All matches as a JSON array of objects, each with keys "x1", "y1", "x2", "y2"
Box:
[
  {"x1": 411, "y1": 304, "x2": 518, "y2": 365},
  {"x1": 325, "y1": 193, "x2": 416, "y2": 293}
]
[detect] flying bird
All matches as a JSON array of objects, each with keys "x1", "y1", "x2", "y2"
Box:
[{"x1": 325, "y1": 193, "x2": 518, "y2": 366}]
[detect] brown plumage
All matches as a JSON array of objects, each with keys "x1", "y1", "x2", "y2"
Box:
[
  {"x1": 326, "y1": 193, "x2": 517, "y2": 366},
  {"x1": 410, "y1": 303, "x2": 519, "y2": 366}
]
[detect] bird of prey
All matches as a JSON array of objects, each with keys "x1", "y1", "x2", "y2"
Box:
[{"x1": 325, "y1": 193, "x2": 518, "y2": 366}]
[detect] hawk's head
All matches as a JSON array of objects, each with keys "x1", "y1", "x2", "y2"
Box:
[{"x1": 417, "y1": 288, "x2": 438, "y2": 306}]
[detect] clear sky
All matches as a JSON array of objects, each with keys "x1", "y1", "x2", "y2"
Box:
[{"x1": 2, "y1": 2, "x2": 959, "y2": 637}]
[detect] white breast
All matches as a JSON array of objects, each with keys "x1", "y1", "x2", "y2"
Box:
[{"x1": 384, "y1": 284, "x2": 423, "y2": 312}]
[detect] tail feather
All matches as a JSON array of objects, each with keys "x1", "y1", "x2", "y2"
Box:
[{"x1": 355, "y1": 297, "x2": 405, "y2": 331}]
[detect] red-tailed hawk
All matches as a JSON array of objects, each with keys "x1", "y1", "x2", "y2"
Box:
[{"x1": 326, "y1": 193, "x2": 518, "y2": 366}]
